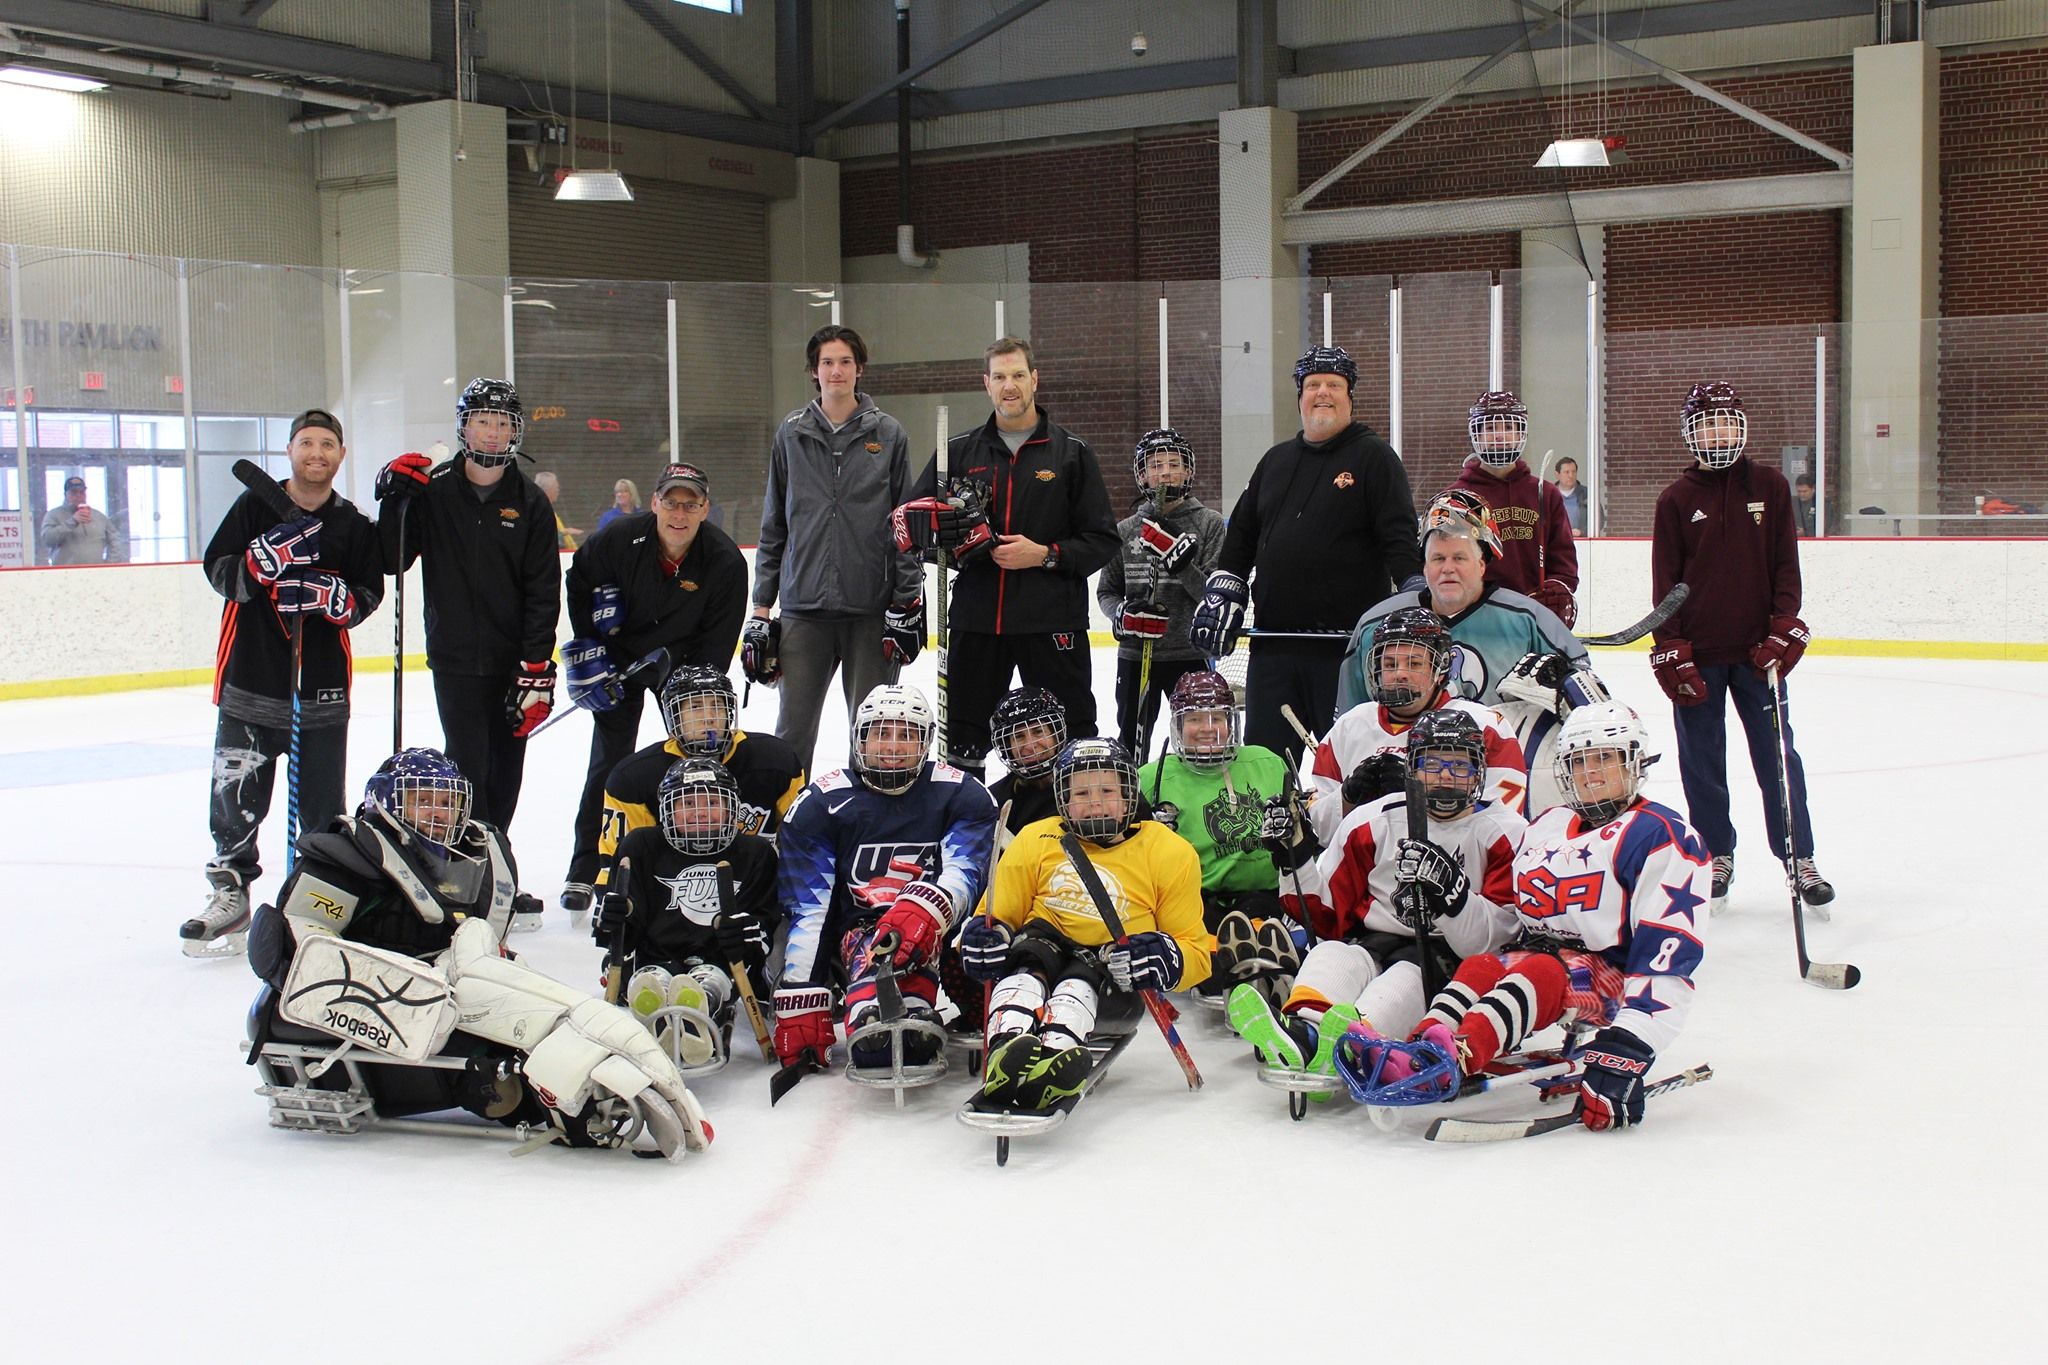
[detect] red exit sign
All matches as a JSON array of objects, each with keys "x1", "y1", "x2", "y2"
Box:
[
  {"x1": 165, "y1": 375, "x2": 185, "y2": 395},
  {"x1": 80, "y1": 371, "x2": 107, "y2": 391}
]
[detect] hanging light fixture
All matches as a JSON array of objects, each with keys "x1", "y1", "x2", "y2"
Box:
[{"x1": 556, "y1": 0, "x2": 633, "y2": 202}]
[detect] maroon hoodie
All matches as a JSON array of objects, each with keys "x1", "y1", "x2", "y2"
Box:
[
  {"x1": 1650, "y1": 455, "x2": 1802, "y2": 666},
  {"x1": 1449, "y1": 458, "x2": 1578, "y2": 596}
]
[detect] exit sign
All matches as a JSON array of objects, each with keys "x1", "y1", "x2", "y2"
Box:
[
  {"x1": 1874, "y1": 423, "x2": 1890, "y2": 438},
  {"x1": 1, "y1": 386, "x2": 34, "y2": 406},
  {"x1": 165, "y1": 375, "x2": 185, "y2": 395},
  {"x1": 80, "y1": 371, "x2": 107, "y2": 391}
]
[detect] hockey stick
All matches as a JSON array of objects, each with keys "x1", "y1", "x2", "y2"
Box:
[
  {"x1": 1058, "y1": 833, "x2": 1203, "y2": 1090},
  {"x1": 231, "y1": 460, "x2": 309, "y2": 873},
  {"x1": 1768, "y1": 664, "x2": 1860, "y2": 990},
  {"x1": 601, "y1": 855, "x2": 633, "y2": 1006},
  {"x1": 1579, "y1": 583, "x2": 1690, "y2": 649},
  {"x1": 391, "y1": 499, "x2": 407, "y2": 751},
  {"x1": 1425, "y1": 1063, "x2": 1715, "y2": 1143},
  {"x1": 1400, "y1": 771, "x2": 1443, "y2": 1007},
  {"x1": 932, "y1": 404, "x2": 951, "y2": 761},
  {"x1": 717, "y1": 859, "x2": 775, "y2": 1062}
]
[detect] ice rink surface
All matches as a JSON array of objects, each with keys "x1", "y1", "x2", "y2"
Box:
[{"x1": 4, "y1": 646, "x2": 2043, "y2": 1363}]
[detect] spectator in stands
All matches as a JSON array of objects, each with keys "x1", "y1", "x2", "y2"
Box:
[
  {"x1": 1554, "y1": 457, "x2": 1587, "y2": 536},
  {"x1": 1793, "y1": 473, "x2": 1818, "y2": 538},
  {"x1": 41, "y1": 475, "x2": 125, "y2": 565},
  {"x1": 535, "y1": 471, "x2": 582, "y2": 550},
  {"x1": 596, "y1": 478, "x2": 640, "y2": 534}
]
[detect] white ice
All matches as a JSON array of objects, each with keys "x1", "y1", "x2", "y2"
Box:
[{"x1": 3, "y1": 647, "x2": 2042, "y2": 1363}]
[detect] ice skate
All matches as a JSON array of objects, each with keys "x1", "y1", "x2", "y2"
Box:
[
  {"x1": 1789, "y1": 857, "x2": 1834, "y2": 917},
  {"x1": 181, "y1": 874, "x2": 250, "y2": 959}
]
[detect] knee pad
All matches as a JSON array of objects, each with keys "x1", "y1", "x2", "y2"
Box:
[
  {"x1": 987, "y1": 972, "x2": 1047, "y2": 1040},
  {"x1": 1043, "y1": 975, "x2": 1100, "y2": 1049}
]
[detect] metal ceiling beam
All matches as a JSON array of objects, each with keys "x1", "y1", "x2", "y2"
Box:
[
  {"x1": 1237, "y1": 0, "x2": 1279, "y2": 109},
  {"x1": 1282, "y1": 170, "x2": 1851, "y2": 245},
  {"x1": 205, "y1": 1, "x2": 283, "y2": 24},
  {"x1": 470, "y1": 70, "x2": 788, "y2": 150},
  {"x1": 896, "y1": 58, "x2": 1235, "y2": 121},
  {"x1": 618, "y1": 0, "x2": 771, "y2": 123},
  {"x1": 804, "y1": 0, "x2": 1058, "y2": 141},
  {"x1": 775, "y1": 0, "x2": 813, "y2": 155}
]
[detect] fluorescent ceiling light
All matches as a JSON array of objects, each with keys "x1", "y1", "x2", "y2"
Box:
[
  {"x1": 555, "y1": 169, "x2": 635, "y2": 202},
  {"x1": 0, "y1": 66, "x2": 108, "y2": 93},
  {"x1": 1534, "y1": 136, "x2": 1628, "y2": 169}
]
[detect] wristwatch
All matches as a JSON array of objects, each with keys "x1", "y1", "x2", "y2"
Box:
[{"x1": 1040, "y1": 543, "x2": 1061, "y2": 570}]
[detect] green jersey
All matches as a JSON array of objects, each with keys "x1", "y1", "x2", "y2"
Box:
[{"x1": 1139, "y1": 745, "x2": 1290, "y2": 896}]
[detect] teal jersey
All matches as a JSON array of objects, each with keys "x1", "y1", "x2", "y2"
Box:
[
  {"x1": 1336, "y1": 587, "x2": 1587, "y2": 711},
  {"x1": 1138, "y1": 745, "x2": 1290, "y2": 895}
]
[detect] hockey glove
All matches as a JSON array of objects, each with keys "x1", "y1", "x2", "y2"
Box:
[
  {"x1": 274, "y1": 570, "x2": 353, "y2": 624},
  {"x1": 1648, "y1": 639, "x2": 1708, "y2": 707},
  {"x1": 1342, "y1": 752, "x2": 1409, "y2": 810},
  {"x1": 246, "y1": 516, "x2": 320, "y2": 586},
  {"x1": 1393, "y1": 837, "x2": 1470, "y2": 916},
  {"x1": 958, "y1": 918, "x2": 1014, "y2": 981},
  {"x1": 741, "y1": 616, "x2": 782, "y2": 687},
  {"x1": 891, "y1": 496, "x2": 994, "y2": 564},
  {"x1": 592, "y1": 889, "x2": 632, "y2": 945},
  {"x1": 771, "y1": 985, "x2": 836, "y2": 1068},
  {"x1": 1136, "y1": 518, "x2": 1199, "y2": 574},
  {"x1": 506, "y1": 659, "x2": 556, "y2": 739},
  {"x1": 875, "y1": 881, "x2": 954, "y2": 969},
  {"x1": 1150, "y1": 800, "x2": 1181, "y2": 834},
  {"x1": 1532, "y1": 578, "x2": 1578, "y2": 628},
  {"x1": 1188, "y1": 570, "x2": 1250, "y2": 657},
  {"x1": 1116, "y1": 600, "x2": 1170, "y2": 640},
  {"x1": 1749, "y1": 614, "x2": 1810, "y2": 679},
  {"x1": 1106, "y1": 931, "x2": 1183, "y2": 993},
  {"x1": 590, "y1": 583, "x2": 626, "y2": 638},
  {"x1": 1257, "y1": 793, "x2": 1319, "y2": 872},
  {"x1": 882, "y1": 597, "x2": 924, "y2": 668},
  {"x1": 1578, "y1": 1027, "x2": 1655, "y2": 1132},
  {"x1": 374, "y1": 452, "x2": 432, "y2": 501},
  {"x1": 715, "y1": 910, "x2": 771, "y2": 973},
  {"x1": 563, "y1": 637, "x2": 624, "y2": 713}
]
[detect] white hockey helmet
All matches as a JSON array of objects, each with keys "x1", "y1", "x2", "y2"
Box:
[
  {"x1": 1552, "y1": 701, "x2": 1653, "y2": 825},
  {"x1": 852, "y1": 684, "x2": 935, "y2": 795}
]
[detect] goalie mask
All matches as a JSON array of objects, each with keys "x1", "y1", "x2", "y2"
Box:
[
  {"x1": 1468, "y1": 390, "x2": 1529, "y2": 469},
  {"x1": 658, "y1": 758, "x2": 741, "y2": 856},
  {"x1": 1367, "y1": 607, "x2": 1452, "y2": 712},
  {"x1": 363, "y1": 748, "x2": 485, "y2": 899},
  {"x1": 852, "y1": 684, "x2": 934, "y2": 796},
  {"x1": 456, "y1": 377, "x2": 525, "y2": 468},
  {"x1": 1553, "y1": 701, "x2": 1654, "y2": 827},
  {"x1": 660, "y1": 664, "x2": 736, "y2": 759},
  {"x1": 1133, "y1": 428, "x2": 1195, "y2": 509},
  {"x1": 992, "y1": 687, "x2": 1067, "y2": 781},
  {"x1": 1168, "y1": 669, "x2": 1238, "y2": 770},
  {"x1": 1054, "y1": 738, "x2": 1140, "y2": 845},
  {"x1": 1420, "y1": 489, "x2": 1504, "y2": 563},
  {"x1": 1680, "y1": 381, "x2": 1747, "y2": 470},
  {"x1": 1407, "y1": 709, "x2": 1487, "y2": 820}
]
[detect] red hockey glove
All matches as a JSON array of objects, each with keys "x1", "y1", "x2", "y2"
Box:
[
  {"x1": 245, "y1": 516, "x2": 321, "y2": 586},
  {"x1": 874, "y1": 881, "x2": 953, "y2": 969},
  {"x1": 771, "y1": 985, "x2": 835, "y2": 1068},
  {"x1": 506, "y1": 659, "x2": 556, "y2": 738},
  {"x1": 374, "y1": 452, "x2": 433, "y2": 501},
  {"x1": 1136, "y1": 518, "x2": 1199, "y2": 574},
  {"x1": 1117, "y1": 601, "x2": 1170, "y2": 639},
  {"x1": 1532, "y1": 578, "x2": 1578, "y2": 629},
  {"x1": 1648, "y1": 639, "x2": 1707, "y2": 707},
  {"x1": 1748, "y1": 615, "x2": 1810, "y2": 679},
  {"x1": 892, "y1": 497, "x2": 993, "y2": 565},
  {"x1": 274, "y1": 570, "x2": 353, "y2": 624}
]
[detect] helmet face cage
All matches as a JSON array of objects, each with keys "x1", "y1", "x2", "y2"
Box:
[
  {"x1": 1054, "y1": 738, "x2": 1139, "y2": 843},
  {"x1": 852, "y1": 685, "x2": 934, "y2": 795},
  {"x1": 1133, "y1": 429, "x2": 1195, "y2": 504},
  {"x1": 992, "y1": 688, "x2": 1067, "y2": 780},
  {"x1": 1168, "y1": 670, "x2": 1239, "y2": 769},
  {"x1": 365, "y1": 748, "x2": 473, "y2": 858},
  {"x1": 660, "y1": 667, "x2": 737, "y2": 758},
  {"x1": 1680, "y1": 382, "x2": 1747, "y2": 469},
  {"x1": 1408, "y1": 710, "x2": 1487, "y2": 819},
  {"x1": 1553, "y1": 702, "x2": 1650, "y2": 825},
  {"x1": 1293, "y1": 345, "x2": 1359, "y2": 393},
  {"x1": 658, "y1": 759, "x2": 741, "y2": 855},
  {"x1": 1368, "y1": 610, "x2": 1452, "y2": 709},
  {"x1": 457, "y1": 377, "x2": 526, "y2": 466},
  {"x1": 1468, "y1": 391, "x2": 1529, "y2": 468},
  {"x1": 1421, "y1": 490, "x2": 1504, "y2": 562}
]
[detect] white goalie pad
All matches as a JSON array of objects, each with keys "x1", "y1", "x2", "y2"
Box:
[
  {"x1": 279, "y1": 935, "x2": 457, "y2": 1064},
  {"x1": 443, "y1": 916, "x2": 585, "y2": 1049},
  {"x1": 525, "y1": 999, "x2": 711, "y2": 1159}
]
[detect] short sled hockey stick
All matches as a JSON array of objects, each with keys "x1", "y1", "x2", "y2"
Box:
[
  {"x1": 1578, "y1": 582, "x2": 1691, "y2": 648},
  {"x1": 932, "y1": 404, "x2": 951, "y2": 760},
  {"x1": 1768, "y1": 665, "x2": 1860, "y2": 991},
  {"x1": 1426, "y1": 1063, "x2": 1715, "y2": 1143},
  {"x1": 717, "y1": 860, "x2": 776, "y2": 1062},
  {"x1": 602, "y1": 856, "x2": 633, "y2": 1006},
  {"x1": 232, "y1": 460, "x2": 308, "y2": 873},
  {"x1": 1058, "y1": 833, "x2": 1203, "y2": 1090}
]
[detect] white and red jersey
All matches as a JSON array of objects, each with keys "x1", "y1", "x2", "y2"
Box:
[
  {"x1": 1282, "y1": 792, "x2": 1526, "y2": 960},
  {"x1": 1305, "y1": 694, "x2": 1528, "y2": 842},
  {"x1": 1510, "y1": 798, "x2": 1710, "y2": 1056}
]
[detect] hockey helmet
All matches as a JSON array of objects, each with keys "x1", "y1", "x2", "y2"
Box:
[
  {"x1": 658, "y1": 758, "x2": 742, "y2": 856},
  {"x1": 1367, "y1": 607, "x2": 1453, "y2": 711},
  {"x1": 1680, "y1": 381, "x2": 1747, "y2": 469},
  {"x1": 1293, "y1": 345, "x2": 1359, "y2": 394},
  {"x1": 1468, "y1": 390, "x2": 1529, "y2": 468},
  {"x1": 1420, "y1": 489, "x2": 1504, "y2": 563},
  {"x1": 1553, "y1": 701, "x2": 1654, "y2": 826},
  {"x1": 456, "y1": 377, "x2": 525, "y2": 467},
  {"x1": 1168, "y1": 669, "x2": 1239, "y2": 769},
  {"x1": 363, "y1": 748, "x2": 484, "y2": 897},
  {"x1": 992, "y1": 687, "x2": 1068, "y2": 781},
  {"x1": 1054, "y1": 737, "x2": 1140, "y2": 845},
  {"x1": 852, "y1": 684, "x2": 935, "y2": 795},
  {"x1": 1407, "y1": 708, "x2": 1487, "y2": 820},
  {"x1": 660, "y1": 664, "x2": 737, "y2": 758},
  {"x1": 1133, "y1": 428, "x2": 1195, "y2": 506}
]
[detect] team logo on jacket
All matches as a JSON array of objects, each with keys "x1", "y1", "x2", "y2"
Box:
[
  {"x1": 1052, "y1": 633, "x2": 1075, "y2": 651},
  {"x1": 678, "y1": 579, "x2": 700, "y2": 591},
  {"x1": 865, "y1": 442, "x2": 883, "y2": 453},
  {"x1": 1035, "y1": 469, "x2": 1056, "y2": 481},
  {"x1": 850, "y1": 845, "x2": 938, "y2": 908},
  {"x1": 1748, "y1": 501, "x2": 1765, "y2": 525},
  {"x1": 499, "y1": 508, "x2": 520, "y2": 521},
  {"x1": 657, "y1": 864, "x2": 723, "y2": 925},
  {"x1": 1332, "y1": 471, "x2": 1355, "y2": 489}
]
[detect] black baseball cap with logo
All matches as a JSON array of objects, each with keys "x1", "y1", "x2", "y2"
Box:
[
  {"x1": 654, "y1": 463, "x2": 710, "y2": 499},
  {"x1": 63, "y1": 475, "x2": 86, "y2": 491}
]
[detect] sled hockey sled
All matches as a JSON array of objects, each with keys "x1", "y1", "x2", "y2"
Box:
[
  {"x1": 956, "y1": 996, "x2": 1144, "y2": 1167},
  {"x1": 842, "y1": 934, "x2": 950, "y2": 1107}
]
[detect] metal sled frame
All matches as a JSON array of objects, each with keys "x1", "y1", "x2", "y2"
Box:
[
  {"x1": 643, "y1": 1003, "x2": 731, "y2": 1078},
  {"x1": 842, "y1": 1013, "x2": 951, "y2": 1105},
  {"x1": 956, "y1": 1020, "x2": 1140, "y2": 1167},
  {"x1": 1360, "y1": 1025, "x2": 1593, "y2": 1134},
  {"x1": 1255, "y1": 1065, "x2": 1347, "y2": 1121}
]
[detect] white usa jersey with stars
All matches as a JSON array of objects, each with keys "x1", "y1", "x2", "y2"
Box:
[{"x1": 1512, "y1": 798, "x2": 1710, "y2": 1056}]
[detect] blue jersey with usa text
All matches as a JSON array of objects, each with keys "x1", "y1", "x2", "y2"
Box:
[
  {"x1": 776, "y1": 761, "x2": 997, "y2": 990},
  {"x1": 1512, "y1": 798, "x2": 1710, "y2": 1055}
]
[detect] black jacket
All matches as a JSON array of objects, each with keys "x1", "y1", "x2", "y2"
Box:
[
  {"x1": 909, "y1": 407, "x2": 1119, "y2": 635},
  {"x1": 381, "y1": 458, "x2": 561, "y2": 677},
  {"x1": 566, "y1": 514, "x2": 748, "y2": 675},
  {"x1": 1217, "y1": 422, "x2": 1421, "y2": 633},
  {"x1": 205, "y1": 484, "x2": 383, "y2": 730}
]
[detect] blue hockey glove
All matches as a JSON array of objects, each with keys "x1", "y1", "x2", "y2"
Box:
[
  {"x1": 1188, "y1": 569, "x2": 1249, "y2": 657},
  {"x1": 563, "y1": 637, "x2": 623, "y2": 712},
  {"x1": 273, "y1": 569, "x2": 353, "y2": 624},
  {"x1": 958, "y1": 918, "x2": 1014, "y2": 981},
  {"x1": 591, "y1": 583, "x2": 626, "y2": 637},
  {"x1": 1578, "y1": 1028, "x2": 1655, "y2": 1132},
  {"x1": 1105, "y1": 931, "x2": 1183, "y2": 993},
  {"x1": 245, "y1": 516, "x2": 320, "y2": 586}
]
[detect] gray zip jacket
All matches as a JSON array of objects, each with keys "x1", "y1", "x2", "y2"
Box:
[
  {"x1": 1095, "y1": 494, "x2": 1226, "y2": 662},
  {"x1": 753, "y1": 393, "x2": 920, "y2": 617}
]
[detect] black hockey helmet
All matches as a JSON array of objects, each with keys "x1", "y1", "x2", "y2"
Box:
[
  {"x1": 1407, "y1": 708, "x2": 1487, "y2": 819},
  {"x1": 660, "y1": 664, "x2": 737, "y2": 758},
  {"x1": 992, "y1": 687, "x2": 1067, "y2": 780},
  {"x1": 1054, "y1": 738, "x2": 1140, "y2": 845},
  {"x1": 658, "y1": 757, "x2": 742, "y2": 856},
  {"x1": 456, "y1": 377, "x2": 525, "y2": 467},
  {"x1": 1293, "y1": 345, "x2": 1358, "y2": 393},
  {"x1": 1133, "y1": 428, "x2": 1195, "y2": 506},
  {"x1": 1367, "y1": 607, "x2": 1453, "y2": 710}
]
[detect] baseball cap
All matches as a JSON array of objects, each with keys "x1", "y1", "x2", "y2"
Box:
[
  {"x1": 63, "y1": 475, "x2": 86, "y2": 491},
  {"x1": 289, "y1": 409, "x2": 345, "y2": 443},
  {"x1": 654, "y1": 462, "x2": 710, "y2": 499}
]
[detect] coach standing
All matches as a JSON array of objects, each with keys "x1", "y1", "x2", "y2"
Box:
[{"x1": 1190, "y1": 345, "x2": 1421, "y2": 753}]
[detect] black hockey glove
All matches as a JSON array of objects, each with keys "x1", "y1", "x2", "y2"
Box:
[
  {"x1": 741, "y1": 616, "x2": 782, "y2": 686},
  {"x1": 715, "y1": 909, "x2": 770, "y2": 971},
  {"x1": 592, "y1": 889, "x2": 632, "y2": 945},
  {"x1": 1393, "y1": 837, "x2": 1469, "y2": 916},
  {"x1": 882, "y1": 597, "x2": 924, "y2": 667},
  {"x1": 1256, "y1": 793, "x2": 1319, "y2": 871},
  {"x1": 1342, "y1": 752, "x2": 1409, "y2": 809},
  {"x1": 1578, "y1": 1028, "x2": 1655, "y2": 1132},
  {"x1": 1188, "y1": 570, "x2": 1249, "y2": 657}
]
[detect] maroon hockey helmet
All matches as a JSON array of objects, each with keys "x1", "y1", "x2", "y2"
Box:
[
  {"x1": 1467, "y1": 391, "x2": 1529, "y2": 468},
  {"x1": 1168, "y1": 669, "x2": 1238, "y2": 769},
  {"x1": 1680, "y1": 381, "x2": 1747, "y2": 469}
]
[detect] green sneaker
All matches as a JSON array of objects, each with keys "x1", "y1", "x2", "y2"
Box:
[
  {"x1": 982, "y1": 1034, "x2": 1092, "y2": 1110},
  {"x1": 1310, "y1": 1004, "x2": 1363, "y2": 1075},
  {"x1": 1228, "y1": 982, "x2": 1315, "y2": 1070}
]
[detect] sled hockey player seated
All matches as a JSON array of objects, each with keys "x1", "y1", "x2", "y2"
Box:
[
  {"x1": 1308, "y1": 606, "x2": 1527, "y2": 838},
  {"x1": 595, "y1": 664, "x2": 804, "y2": 896},
  {"x1": 1235, "y1": 709, "x2": 1524, "y2": 1086},
  {"x1": 1491, "y1": 649, "x2": 1615, "y2": 815},
  {"x1": 1136, "y1": 670, "x2": 1300, "y2": 998},
  {"x1": 599, "y1": 757, "x2": 780, "y2": 1069},
  {"x1": 773, "y1": 684, "x2": 996, "y2": 1078},
  {"x1": 1340, "y1": 702, "x2": 1709, "y2": 1132},
  {"x1": 960, "y1": 738, "x2": 1209, "y2": 1111},
  {"x1": 245, "y1": 749, "x2": 709, "y2": 1161}
]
